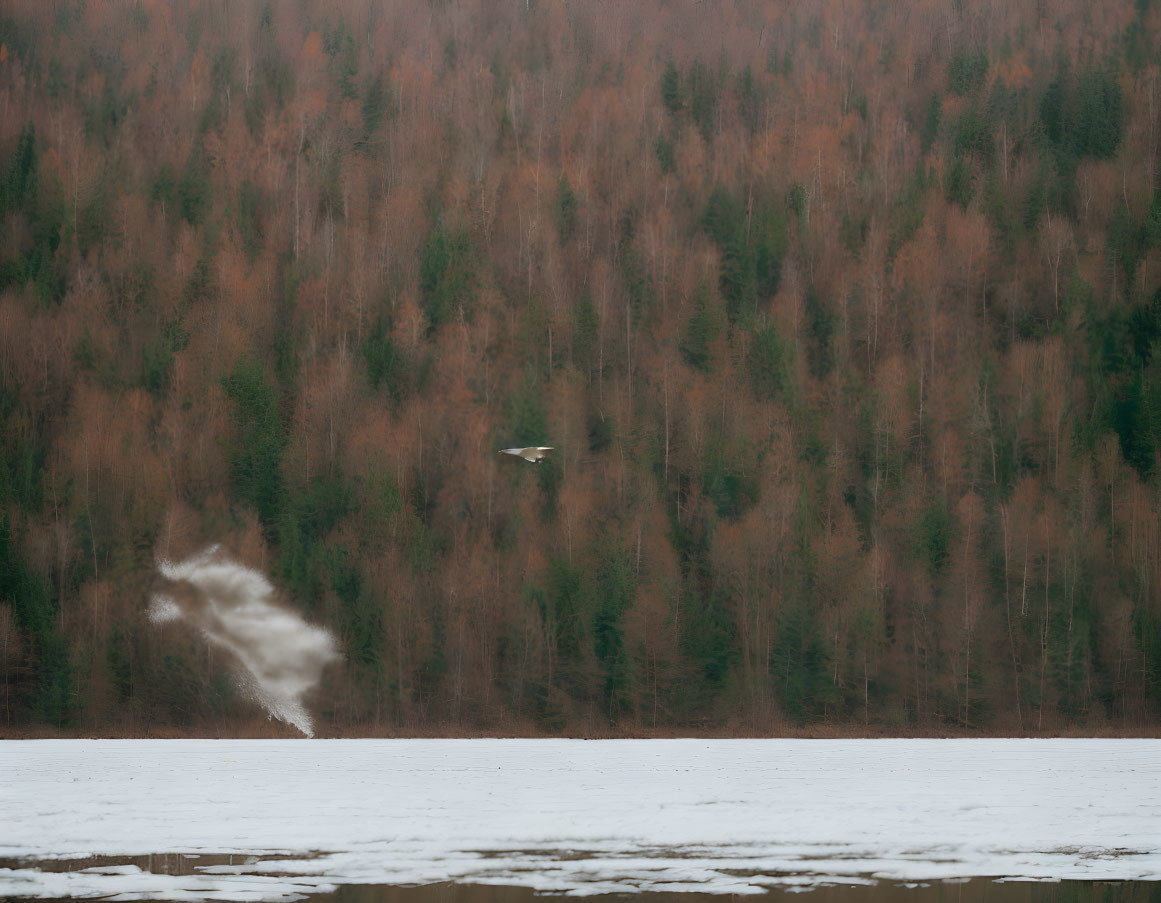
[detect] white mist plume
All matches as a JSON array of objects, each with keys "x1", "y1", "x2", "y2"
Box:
[{"x1": 149, "y1": 546, "x2": 340, "y2": 737}]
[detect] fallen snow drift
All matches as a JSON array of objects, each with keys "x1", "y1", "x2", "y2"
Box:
[{"x1": 1, "y1": 739, "x2": 1159, "y2": 901}]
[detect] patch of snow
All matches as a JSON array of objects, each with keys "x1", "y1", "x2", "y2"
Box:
[{"x1": 1, "y1": 739, "x2": 1159, "y2": 901}]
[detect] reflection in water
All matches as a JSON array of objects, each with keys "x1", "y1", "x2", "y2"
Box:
[
  {"x1": 325, "y1": 882, "x2": 1155, "y2": 903},
  {"x1": 0, "y1": 852, "x2": 292, "y2": 877}
]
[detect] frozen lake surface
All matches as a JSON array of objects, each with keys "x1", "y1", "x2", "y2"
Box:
[{"x1": 1, "y1": 738, "x2": 1159, "y2": 901}]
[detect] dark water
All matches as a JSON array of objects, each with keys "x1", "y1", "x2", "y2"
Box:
[
  {"x1": 325, "y1": 881, "x2": 1156, "y2": 903},
  {"x1": 0, "y1": 852, "x2": 278, "y2": 876}
]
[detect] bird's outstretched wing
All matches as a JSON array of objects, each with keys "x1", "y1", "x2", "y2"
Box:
[{"x1": 498, "y1": 446, "x2": 553, "y2": 462}]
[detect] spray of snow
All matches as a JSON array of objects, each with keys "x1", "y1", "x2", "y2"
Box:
[{"x1": 149, "y1": 546, "x2": 340, "y2": 737}]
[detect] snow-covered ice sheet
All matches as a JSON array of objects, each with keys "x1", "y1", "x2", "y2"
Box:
[{"x1": 1, "y1": 739, "x2": 1159, "y2": 901}]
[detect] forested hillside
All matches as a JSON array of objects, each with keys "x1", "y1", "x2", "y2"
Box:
[{"x1": 2, "y1": 0, "x2": 1161, "y2": 736}]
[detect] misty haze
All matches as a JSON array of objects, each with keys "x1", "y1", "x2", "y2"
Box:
[{"x1": 150, "y1": 547, "x2": 340, "y2": 737}]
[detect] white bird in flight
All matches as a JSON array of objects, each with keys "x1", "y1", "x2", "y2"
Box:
[{"x1": 498, "y1": 446, "x2": 554, "y2": 463}]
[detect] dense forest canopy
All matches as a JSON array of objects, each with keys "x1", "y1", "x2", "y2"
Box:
[{"x1": 1, "y1": 0, "x2": 1160, "y2": 736}]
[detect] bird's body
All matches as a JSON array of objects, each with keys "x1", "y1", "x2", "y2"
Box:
[{"x1": 498, "y1": 446, "x2": 553, "y2": 463}]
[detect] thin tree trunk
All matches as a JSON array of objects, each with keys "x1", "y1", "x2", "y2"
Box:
[
  {"x1": 1039, "y1": 536, "x2": 1051, "y2": 731},
  {"x1": 1000, "y1": 506, "x2": 1023, "y2": 728}
]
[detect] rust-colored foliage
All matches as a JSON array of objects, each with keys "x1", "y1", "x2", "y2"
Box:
[{"x1": 0, "y1": 0, "x2": 1159, "y2": 737}]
